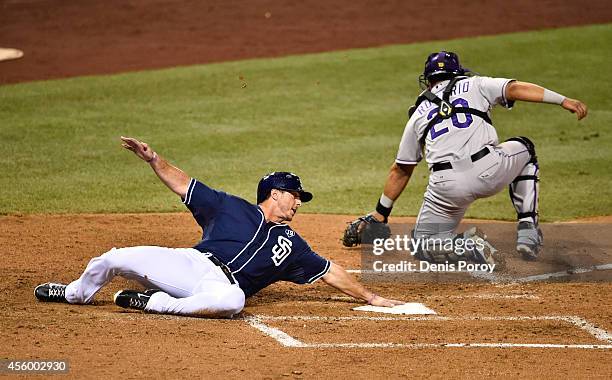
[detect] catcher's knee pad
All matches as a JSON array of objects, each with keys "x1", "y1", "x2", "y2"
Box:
[{"x1": 505, "y1": 136, "x2": 537, "y2": 164}]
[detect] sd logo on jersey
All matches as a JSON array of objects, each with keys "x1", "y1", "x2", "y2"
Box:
[{"x1": 272, "y1": 235, "x2": 293, "y2": 266}]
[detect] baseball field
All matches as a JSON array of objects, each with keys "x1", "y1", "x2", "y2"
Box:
[{"x1": 1, "y1": 1, "x2": 611, "y2": 378}]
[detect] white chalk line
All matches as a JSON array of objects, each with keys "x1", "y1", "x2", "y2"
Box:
[
  {"x1": 563, "y1": 316, "x2": 612, "y2": 343},
  {"x1": 298, "y1": 342, "x2": 612, "y2": 349},
  {"x1": 468, "y1": 270, "x2": 500, "y2": 281},
  {"x1": 246, "y1": 316, "x2": 307, "y2": 347},
  {"x1": 442, "y1": 293, "x2": 539, "y2": 300},
  {"x1": 328, "y1": 293, "x2": 539, "y2": 301},
  {"x1": 469, "y1": 263, "x2": 612, "y2": 283},
  {"x1": 348, "y1": 262, "x2": 612, "y2": 283},
  {"x1": 513, "y1": 263, "x2": 612, "y2": 282},
  {"x1": 346, "y1": 269, "x2": 374, "y2": 274},
  {"x1": 246, "y1": 315, "x2": 612, "y2": 349}
]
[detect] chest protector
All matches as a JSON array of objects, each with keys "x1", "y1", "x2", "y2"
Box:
[{"x1": 409, "y1": 76, "x2": 493, "y2": 146}]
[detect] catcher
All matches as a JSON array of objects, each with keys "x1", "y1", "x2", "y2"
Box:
[{"x1": 342, "y1": 51, "x2": 587, "y2": 264}]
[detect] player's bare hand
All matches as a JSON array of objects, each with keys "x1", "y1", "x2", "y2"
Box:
[
  {"x1": 561, "y1": 98, "x2": 588, "y2": 120},
  {"x1": 369, "y1": 295, "x2": 405, "y2": 307},
  {"x1": 120, "y1": 136, "x2": 155, "y2": 162}
]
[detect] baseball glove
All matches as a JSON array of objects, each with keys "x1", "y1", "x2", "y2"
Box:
[{"x1": 342, "y1": 214, "x2": 391, "y2": 247}]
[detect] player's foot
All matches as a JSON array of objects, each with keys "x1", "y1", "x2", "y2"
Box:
[
  {"x1": 463, "y1": 227, "x2": 497, "y2": 266},
  {"x1": 113, "y1": 289, "x2": 161, "y2": 310},
  {"x1": 517, "y1": 221, "x2": 543, "y2": 260},
  {"x1": 34, "y1": 282, "x2": 68, "y2": 303}
]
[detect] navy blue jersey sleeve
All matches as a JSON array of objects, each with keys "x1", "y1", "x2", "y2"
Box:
[
  {"x1": 281, "y1": 249, "x2": 331, "y2": 285},
  {"x1": 182, "y1": 178, "x2": 227, "y2": 216}
]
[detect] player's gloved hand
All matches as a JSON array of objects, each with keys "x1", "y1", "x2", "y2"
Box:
[
  {"x1": 121, "y1": 136, "x2": 156, "y2": 162},
  {"x1": 561, "y1": 98, "x2": 588, "y2": 120},
  {"x1": 342, "y1": 214, "x2": 391, "y2": 247},
  {"x1": 368, "y1": 294, "x2": 405, "y2": 307}
]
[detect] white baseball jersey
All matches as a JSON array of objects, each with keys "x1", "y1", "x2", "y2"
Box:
[{"x1": 396, "y1": 76, "x2": 515, "y2": 165}]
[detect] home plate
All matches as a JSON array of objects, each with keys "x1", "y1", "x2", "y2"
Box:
[{"x1": 353, "y1": 303, "x2": 437, "y2": 315}]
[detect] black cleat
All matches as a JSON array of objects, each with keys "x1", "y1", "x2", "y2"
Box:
[
  {"x1": 34, "y1": 282, "x2": 68, "y2": 303},
  {"x1": 113, "y1": 289, "x2": 161, "y2": 310}
]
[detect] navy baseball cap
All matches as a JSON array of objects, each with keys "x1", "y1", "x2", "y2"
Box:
[{"x1": 257, "y1": 172, "x2": 313, "y2": 204}]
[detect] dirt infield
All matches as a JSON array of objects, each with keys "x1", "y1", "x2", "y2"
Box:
[
  {"x1": 1, "y1": 213, "x2": 611, "y2": 378},
  {"x1": 1, "y1": 0, "x2": 612, "y2": 84}
]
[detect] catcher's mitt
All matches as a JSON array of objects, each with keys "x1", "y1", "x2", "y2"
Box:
[{"x1": 342, "y1": 214, "x2": 391, "y2": 247}]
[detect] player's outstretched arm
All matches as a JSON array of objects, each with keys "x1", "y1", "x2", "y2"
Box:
[
  {"x1": 321, "y1": 262, "x2": 404, "y2": 307},
  {"x1": 560, "y1": 97, "x2": 588, "y2": 120},
  {"x1": 372, "y1": 163, "x2": 416, "y2": 222},
  {"x1": 120, "y1": 136, "x2": 190, "y2": 198},
  {"x1": 505, "y1": 81, "x2": 588, "y2": 120}
]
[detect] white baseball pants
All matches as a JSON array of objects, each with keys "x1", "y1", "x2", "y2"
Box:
[
  {"x1": 64, "y1": 246, "x2": 245, "y2": 318},
  {"x1": 414, "y1": 141, "x2": 539, "y2": 237}
]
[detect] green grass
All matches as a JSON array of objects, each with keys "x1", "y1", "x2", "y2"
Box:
[{"x1": 1, "y1": 24, "x2": 611, "y2": 220}]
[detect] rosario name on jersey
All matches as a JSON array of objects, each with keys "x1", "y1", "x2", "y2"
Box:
[
  {"x1": 396, "y1": 76, "x2": 515, "y2": 166},
  {"x1": 182, "y1": 178, "x2": 331, "y2": 297}
]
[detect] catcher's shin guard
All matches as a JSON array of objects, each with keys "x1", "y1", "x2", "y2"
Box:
[
  {"x1": 509, "y1": 162, "x2": 540, "y2": 225},
  {"x1": 509, "y1": 153, "x2": 543, "y2": 260},
  {"x1": 506, "y1": 135, "x2": 539, "y2": 225}
]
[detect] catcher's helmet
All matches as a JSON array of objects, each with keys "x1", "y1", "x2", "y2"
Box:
[
  {"x1": 421, "y1": 51, "x2": 466, "y2": 85},
  {"x1": 257, "y1": 172, "x2": 313, "y2": 204}
]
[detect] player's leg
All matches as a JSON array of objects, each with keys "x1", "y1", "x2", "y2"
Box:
[
  {"x1": 414, "y1": 199, "x2": 497, "y2": 265},
  {"x1": 413, "y1": 193, "x2": 467, "y2": 240},
  {"x1": 412, "y1": 198, "x2": 464, "y2": 262},
  {"x1": 412, "y1": 177, "x2": 495, "y2": 265},
  {"x1": 503, "y1": 138, "x2": 542, "y2": 259},
  {"x1": 491, "y1": 138, "x2": 540, "y2": 224},
  {"x1": 94, "y1": 249, "x2": 246, "y2": 317},
  {"x1": 64, "y1": 246, "x2": 214, "y2": 304},
  {"x1": 144, "y1": 280, "x2": 245, "y2": 318},
  {"x1": 488, "y1": 138, "x2": 543, "y2": 259}
]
